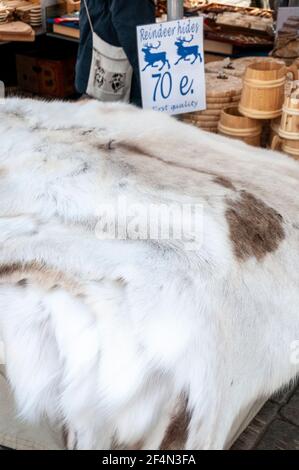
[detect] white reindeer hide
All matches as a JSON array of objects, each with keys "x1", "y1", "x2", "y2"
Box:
[{"x1": 0, "y1": 97, "x2": 299, "y2": 450}]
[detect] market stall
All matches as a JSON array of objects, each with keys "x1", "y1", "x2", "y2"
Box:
[{"x1": 0, "y1": 0, "x2": 299, "y2": 454}]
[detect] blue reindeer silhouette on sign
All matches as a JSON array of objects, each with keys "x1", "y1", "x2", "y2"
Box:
[
  {"x1": 142, "y1": 41, "x2": 171, "y2": 72},
  {"x1": 175, "y1": 35, "x2": 202, "y2": 65}
]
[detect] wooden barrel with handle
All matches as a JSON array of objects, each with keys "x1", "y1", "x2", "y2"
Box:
[
  {"x1": 278, "y1": 91, "x2": 299, "y2": 140},
  {"x1": 239, "y1": 61, "x2": 298, "y2": 119},
  {"x1": 271, "y1": 134, "x2": 299, "y2": 160}
]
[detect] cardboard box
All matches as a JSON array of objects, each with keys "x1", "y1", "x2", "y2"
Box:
[{"x1": 16, "y1": 53, "x2": 76, "y2": 98}]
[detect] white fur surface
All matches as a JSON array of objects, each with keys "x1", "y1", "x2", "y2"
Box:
[{"x1": 0, "y1": 98, "x2": 299, "y2": 449}]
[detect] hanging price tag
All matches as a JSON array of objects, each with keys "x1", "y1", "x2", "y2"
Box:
[{"x1": 137, "y1": 17, "x2": 206, "y2": 115}]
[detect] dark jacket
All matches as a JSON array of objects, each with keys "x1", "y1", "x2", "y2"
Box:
[{"x1": 75, "y1": 0, "x2": 156, "y2": 106}]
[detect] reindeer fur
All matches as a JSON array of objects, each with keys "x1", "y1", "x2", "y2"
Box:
[{"x1": 0, "y1": 98, "x2": 299, "y2": 449}]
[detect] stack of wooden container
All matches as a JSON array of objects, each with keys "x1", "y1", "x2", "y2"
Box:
[
  {"x1": 182, "y1": 57, "x2": 285, "y2": 134},
  {"x1": 181, "y1": 73, "x2": 242, "y2": 133},
  {"x1": 0, "y1": 0, "x2": 41, "y2": 41},
  {"x1": 184, "y1": 55, "x2": 299, "y2": 161},
  {"x1": 232, "y1": 59, "x2": 299, "y2": 159},
  {"x1": 15, "y1": 3, "x2": 42, "y2": 27},
  {"x1": 217, "y1": 59, "x2": 298, "y2": 149}
]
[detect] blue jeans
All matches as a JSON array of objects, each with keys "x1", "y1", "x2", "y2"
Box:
[{"x1": 75, "y1": 0, "x2": 155, "y2": 106}]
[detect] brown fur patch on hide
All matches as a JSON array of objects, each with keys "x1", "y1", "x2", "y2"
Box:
[
  {"x1": 116, "y1": 141, "x2": 238, "y2": 189},
  {"x1": 0, "y1": 261, "x2": 81, "y2": 295},
  {"x1": 116, "y1": 142, "x2": 152, "y2": 159},
  {"x1": 160, "y1": 398, "x2": 191, "y2": 450},
  {"x1": 226, "y1": 191, "x2": 285, "y2": 262},
  {"x1": 213, "y1": 176, "x2": 236, "y2": 191}
]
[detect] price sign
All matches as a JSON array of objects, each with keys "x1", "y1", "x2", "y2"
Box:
[{"x1": 137, "y1": 17, "x2": 206, "y2": 115}]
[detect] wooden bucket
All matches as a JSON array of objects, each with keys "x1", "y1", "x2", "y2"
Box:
[
  {"x1": 278, "y1": 92, "x2": 299, "y2": 140},
  {"x1": 218, "y1": 106, "x2": 262, "y2": 146},
  {"x1": 271, "y1": 134, "x2": 299, "y2": 160},
  {"x1": 239, "y1": 61, "x2": 298, "y2": 119}
]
